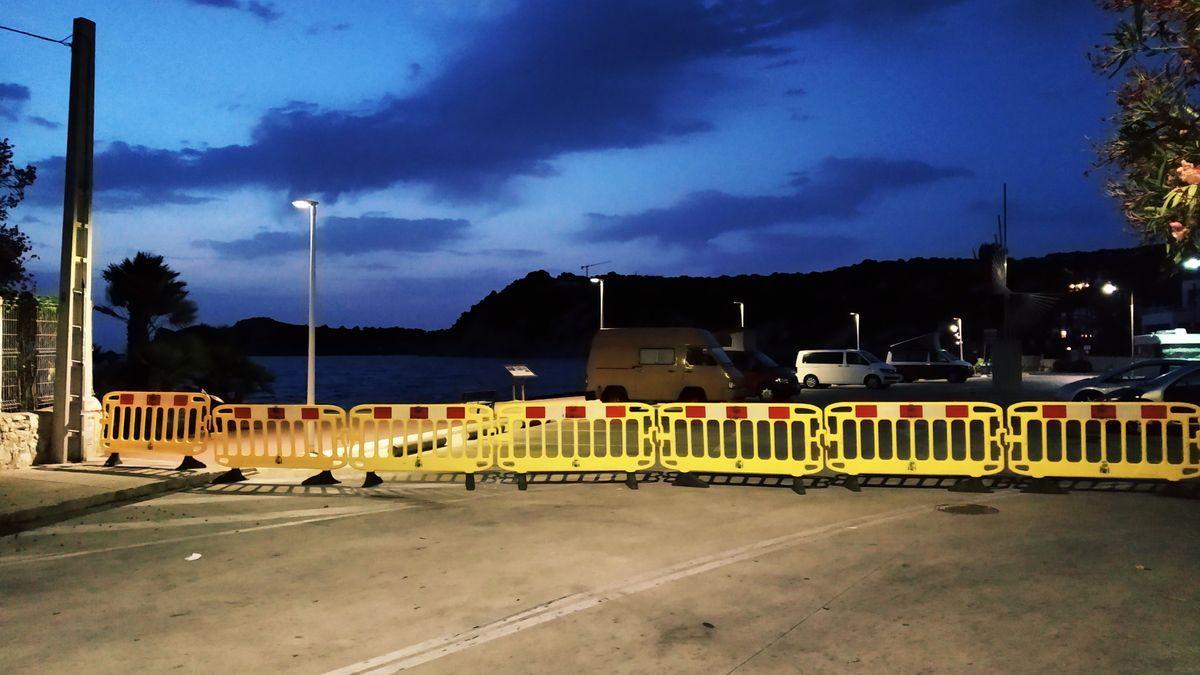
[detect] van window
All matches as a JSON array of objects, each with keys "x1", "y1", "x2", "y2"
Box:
[
  {"x1": 891, "y1": 349, "x2": 926, "y2": 362},
  {"x1": 803, "y1": 351, "x2": 843, "y2": 365},
  {"x1": 846, "y1": 352, "x2": 869, "y2": 366},
  {"x1": 638, "y1": 348, "x2": 675, "y2": 365},
  {"x1": 691, "y1": 343, "x2": 715, "y2": 365}
]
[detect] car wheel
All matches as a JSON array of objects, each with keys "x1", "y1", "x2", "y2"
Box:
[
  {"x1": 758, "y1": 386, "x2": 775, "y2": 401},
  {"x1": 803, "y1": 375, "x2": 820, "y2": 389},
  {"x1": 599, "y1": 386, "x2": 628, "y2": 402},
  {"x1": 949, "y1": 373, "x2": 967, "y2": 384},
  {"x1": 1073, "y1": 390, "x2": 1102, "y2": 402},
  {"x1": 679, "y1": 387, "x2": 707, "y2": 402},
  {"x1": 864, "y1": 375, "x2": 883, "y2": 390}
]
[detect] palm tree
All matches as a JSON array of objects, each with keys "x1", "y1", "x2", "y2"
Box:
[{"x1": 98, "y1": 252, "x2": 198, "y2": 360}]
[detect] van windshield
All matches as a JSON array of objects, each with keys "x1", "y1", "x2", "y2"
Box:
[{"x1": 857, "y1": 350, "x2": 881, "y2": 364}]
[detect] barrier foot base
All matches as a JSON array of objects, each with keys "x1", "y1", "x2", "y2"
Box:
[
  {"x1": 362, "y1": 471, "x2": 383, "y2": 488},
  {"x1": 175, "y1": 456, "x2": 206, "y2": 471},
  {"x1": 1020, "y1": 477, "x2": 1068, "y2": 495},
  {"x1": 302, "y1": 470, "x2": 341, "y2": 486},
  {"x1": 103, "y1": 453, "x2": 122, "y2": 467},
  {"x1": 673, "y1": 472, "x2": 709, "y2": 489},
  {"x1": 465, "y1": 474, "x2": 476, "y2": 491},
  {"x1": 791, "y1": 477, "x2": 806, "y2": 495},
  {"x1": 625, "y1": 472, "x2": 639, "y2": 490},
  {"x1": 212, "y1": 468, "x2": 246, "y2": 484},
  {"x1": 842, "y1": 475, "x2": 862, "y2": 492},
  {"x1": 948, "y1": 477, "x2": 991, "y2": 494},
  {"x1": 516, "y1": 473, "x2": 528, "y2": 491}
]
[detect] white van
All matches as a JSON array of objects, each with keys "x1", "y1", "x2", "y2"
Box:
[{"x1": 794, "y1": 349, "x2": 901, "y2": 389}]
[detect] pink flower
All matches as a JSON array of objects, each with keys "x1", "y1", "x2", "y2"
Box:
[
  {"x1": 1170, "y1": 220, "x2": 1189, "y2": 242},
  {"x1": 1177, "y1": 160, "x2": 1200, "y2": 185}
]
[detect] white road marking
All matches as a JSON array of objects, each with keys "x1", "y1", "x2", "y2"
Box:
[
  {"x1": 0, "y1": 504, "x2": 412, "y2": 566},
  {"x1": 328, "y1": 493, "x2": 1013, "y2": 674},
  {"x1": 22, "y1": 505, "x2": 386, "y2": 535}
]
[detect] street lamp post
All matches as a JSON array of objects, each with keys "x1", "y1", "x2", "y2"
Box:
[
  {"x1": 952, "y1": 317, "x2": 964, "y2": 361},
  {"x1": 1101, "y1": 282, "x2": 1135, "y2": 358},
  {"x1": 733, "y1": 301, "x2": 745, "y2": 329},
  {"x1": 850, "y1": 312, "x2": 860, "y2": 350},
  {"x1": 292, "y1": 199, "x2": 318, "y2": 404},
  {"x1": 589, "y1": 277, "x2": 605, "y2": 330}
]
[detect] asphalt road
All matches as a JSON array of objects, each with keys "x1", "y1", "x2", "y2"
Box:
[{"x1": 1, "y1": 471, "x2": 1196, "y2": 673}]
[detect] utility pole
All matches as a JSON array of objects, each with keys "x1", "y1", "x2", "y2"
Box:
[{"x1": 51, "y1": 17, "x2": 96, "y2": 463}]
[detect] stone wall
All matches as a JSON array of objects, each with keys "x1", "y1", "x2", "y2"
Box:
[{"x1": 0, "y1": 412, "x2": 38, "y2": 471}]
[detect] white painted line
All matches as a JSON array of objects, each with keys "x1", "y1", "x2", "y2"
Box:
[
  {"x1": 23, "y1": 505, "x2": 385, "y2": 535},
  {"x1": 328, "y1": 494, "x2": 1012, "y2": 674},
  {"x1": 0, "y1": 504, "x2": 412, "y2": 566}
]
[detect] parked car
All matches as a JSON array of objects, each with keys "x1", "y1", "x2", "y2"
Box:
[
  {"x1": 725, "y1": 350, "x2": 798, "y2": 401},
  {"x1": 1103, "y1": 363, "x2": 1200, "y2": 404},
  {"x1": 1056, "y1": 359, "x2": 1193, "y2": 401},
  {"x1": 885, "y1": 347, "x2": 973, "y2": 383},
  {"x1": 585, "y1": 327, "x2": 745, "y2": 402},
  {"x1": 794, "y1": 349, "x2": 901, "y2": 390}
]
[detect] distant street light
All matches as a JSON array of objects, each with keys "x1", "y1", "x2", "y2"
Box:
[
  {"x1": 850, "y1": 312, "x2": 860, "y2": 350},
  {"x1": 291, "y1": 199, "x2": 318, "y2": 405},
  {"x1": 733, "y1": 301, "x2": 745, "y2": 329},
  {"x1": 589, "y1": 277, "x2": 605, "y2": 330},
  {"x1": 1184, "y1": 257, "x2": 1200, "y2": 271}
]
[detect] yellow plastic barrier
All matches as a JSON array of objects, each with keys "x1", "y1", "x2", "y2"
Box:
[
  {"x1": 656, "y1": 403, "x2": 824, "y2": 480},
  {"x1": 493, "y1": 401, "x2": 656, "y2": 485},
  {"x1": 1006, "y1": 402, "x2": 1200, "y2": 481},
  {"x1": 100, "y1": 391, "x2": 210, "y2": 456},
  {"x1": 824, "y1": 402, "x2": 1004, "y2": 478},
  {"x1": 210, "y1": 404, "x2": 348, "y2": 471},
  {"x1": 347, "y1": 404, "x2": 494, "y2": 476}
]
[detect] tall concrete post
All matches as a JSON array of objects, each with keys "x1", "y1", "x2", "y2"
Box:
[{"x1": 51, "y1": 18, "x2": 96, "y2": 463}]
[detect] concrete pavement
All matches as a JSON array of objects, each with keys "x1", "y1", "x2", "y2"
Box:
[{"x1": 0, "y1": 472, "x2": 1195, "y2": 673}]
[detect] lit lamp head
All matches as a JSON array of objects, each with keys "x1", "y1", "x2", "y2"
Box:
[
  {"x1": 1101, "y1": 282, "x2": 1118, "y2": 295},
  {"x1": 1184, "y1": 257, "x2": 1200, "y2": 271},
  {"x1": 291, "y1": 199, "x2": 318, "y2": 209},
  {"x1": 589, "y1": 277, "x2": 601, "y2": 284}
]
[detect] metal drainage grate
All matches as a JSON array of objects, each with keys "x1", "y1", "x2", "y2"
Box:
[{"x1": 937, "y1": 503, "x2": 999, "y2": 515}]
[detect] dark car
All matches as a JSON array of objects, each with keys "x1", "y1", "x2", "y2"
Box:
[
  {"x1": 885, "y1": 347, "x2": 974, "y2": 383},
  {"x1": 725, "y1": 350, "x2": 798, "y2": 401}
]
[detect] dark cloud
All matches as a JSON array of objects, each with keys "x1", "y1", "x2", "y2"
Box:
[
  {"x1": 0, "y1": 82, "x2": 30, "y2": 120},
  {"x1": 26, "y1": 115, "x2": 60, "y2": 130},
  {"x1": 584, "y1": 157, "x2": 973, "y2": 244},
  {"x1": 783, "y1": 87, "x2": 806, "y2": 97},
  {"x1": 195, "y1": 215, "x2": 470, "y2": 259},
  {"x1": 185, "y1": 0, "x2": 281, "y2": 22},
  {"x1": 305, "y1": 22, "x2": 350, "y2": 36},
  {"x1": 33, "y1": 0, "x2": 963, "y2": 205}
]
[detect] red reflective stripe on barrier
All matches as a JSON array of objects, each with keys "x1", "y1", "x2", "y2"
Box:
[
  {"x1": 768, "y1": 406, "x2": 790, "y2": 419},
  {"x1": 301, "y1": 407, "x2": 320, "y2": 420},
  {"x1": 605, "y1": 406, "x2": 626, "y2": 418},
  {"x1": 565, "y1": 406, "x2": 587, "y2": 418},
  {"x1": 855, "y1": 405, "x2": 877, "y2": 418},
  {"x1": 119, "y1": 394, "x2": 134, "y2": 404},
  {"x1": 945, "y1": 405, "x2": 969, "y2": 418},
  {"x1": 685, "y1": 406, "x2": 706, "y2": 419},
  {"x1": 447, "y1": 406, "x2": 466, "y2": 419},
  {"x1": 268, "y1": 407, "x2": 286, "y2": 420},
  {"x1": 726, "y1": 406, "x2": 748, "y2": 419},
  {"x1": 373, "y1": 407, "x2": 392, "y2": 419},
  {"x1": 234, "y1": 407, "x2": 251, "y2": 419},
  {"x1": 899, "y1": 404, "x2": 923, "y2": 418},
  {"x1": 525, "y1": 406, "x2": 546, "y2": 419},
  {"x1": 146, "y1": 394, "x2": 161, "y2": 406},
  {"x1": 1091, "y1": 404, "x2": 1117, "y2": 420},
  {"x1": 173, "y1": 394, "x2": 189, "y2": 406},
  {"x1": 1142, "y1": 405, "x2": 1168, "y2": 420},
  {"x1": 1043, "y1": 405, "x2": 1067, "y2": 419},
  {"x1": 410, "y1": 406, "x2": 429, "y2": 419}
]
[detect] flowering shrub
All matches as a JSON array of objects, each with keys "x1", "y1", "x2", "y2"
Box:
[{"x1": 1095, "y1": 1, "x2": 1200, "y2": 262}]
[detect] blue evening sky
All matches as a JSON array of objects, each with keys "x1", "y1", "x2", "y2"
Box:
[{"x1": 1, "y1": 1, "x2": 1132, "y2": 346}]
